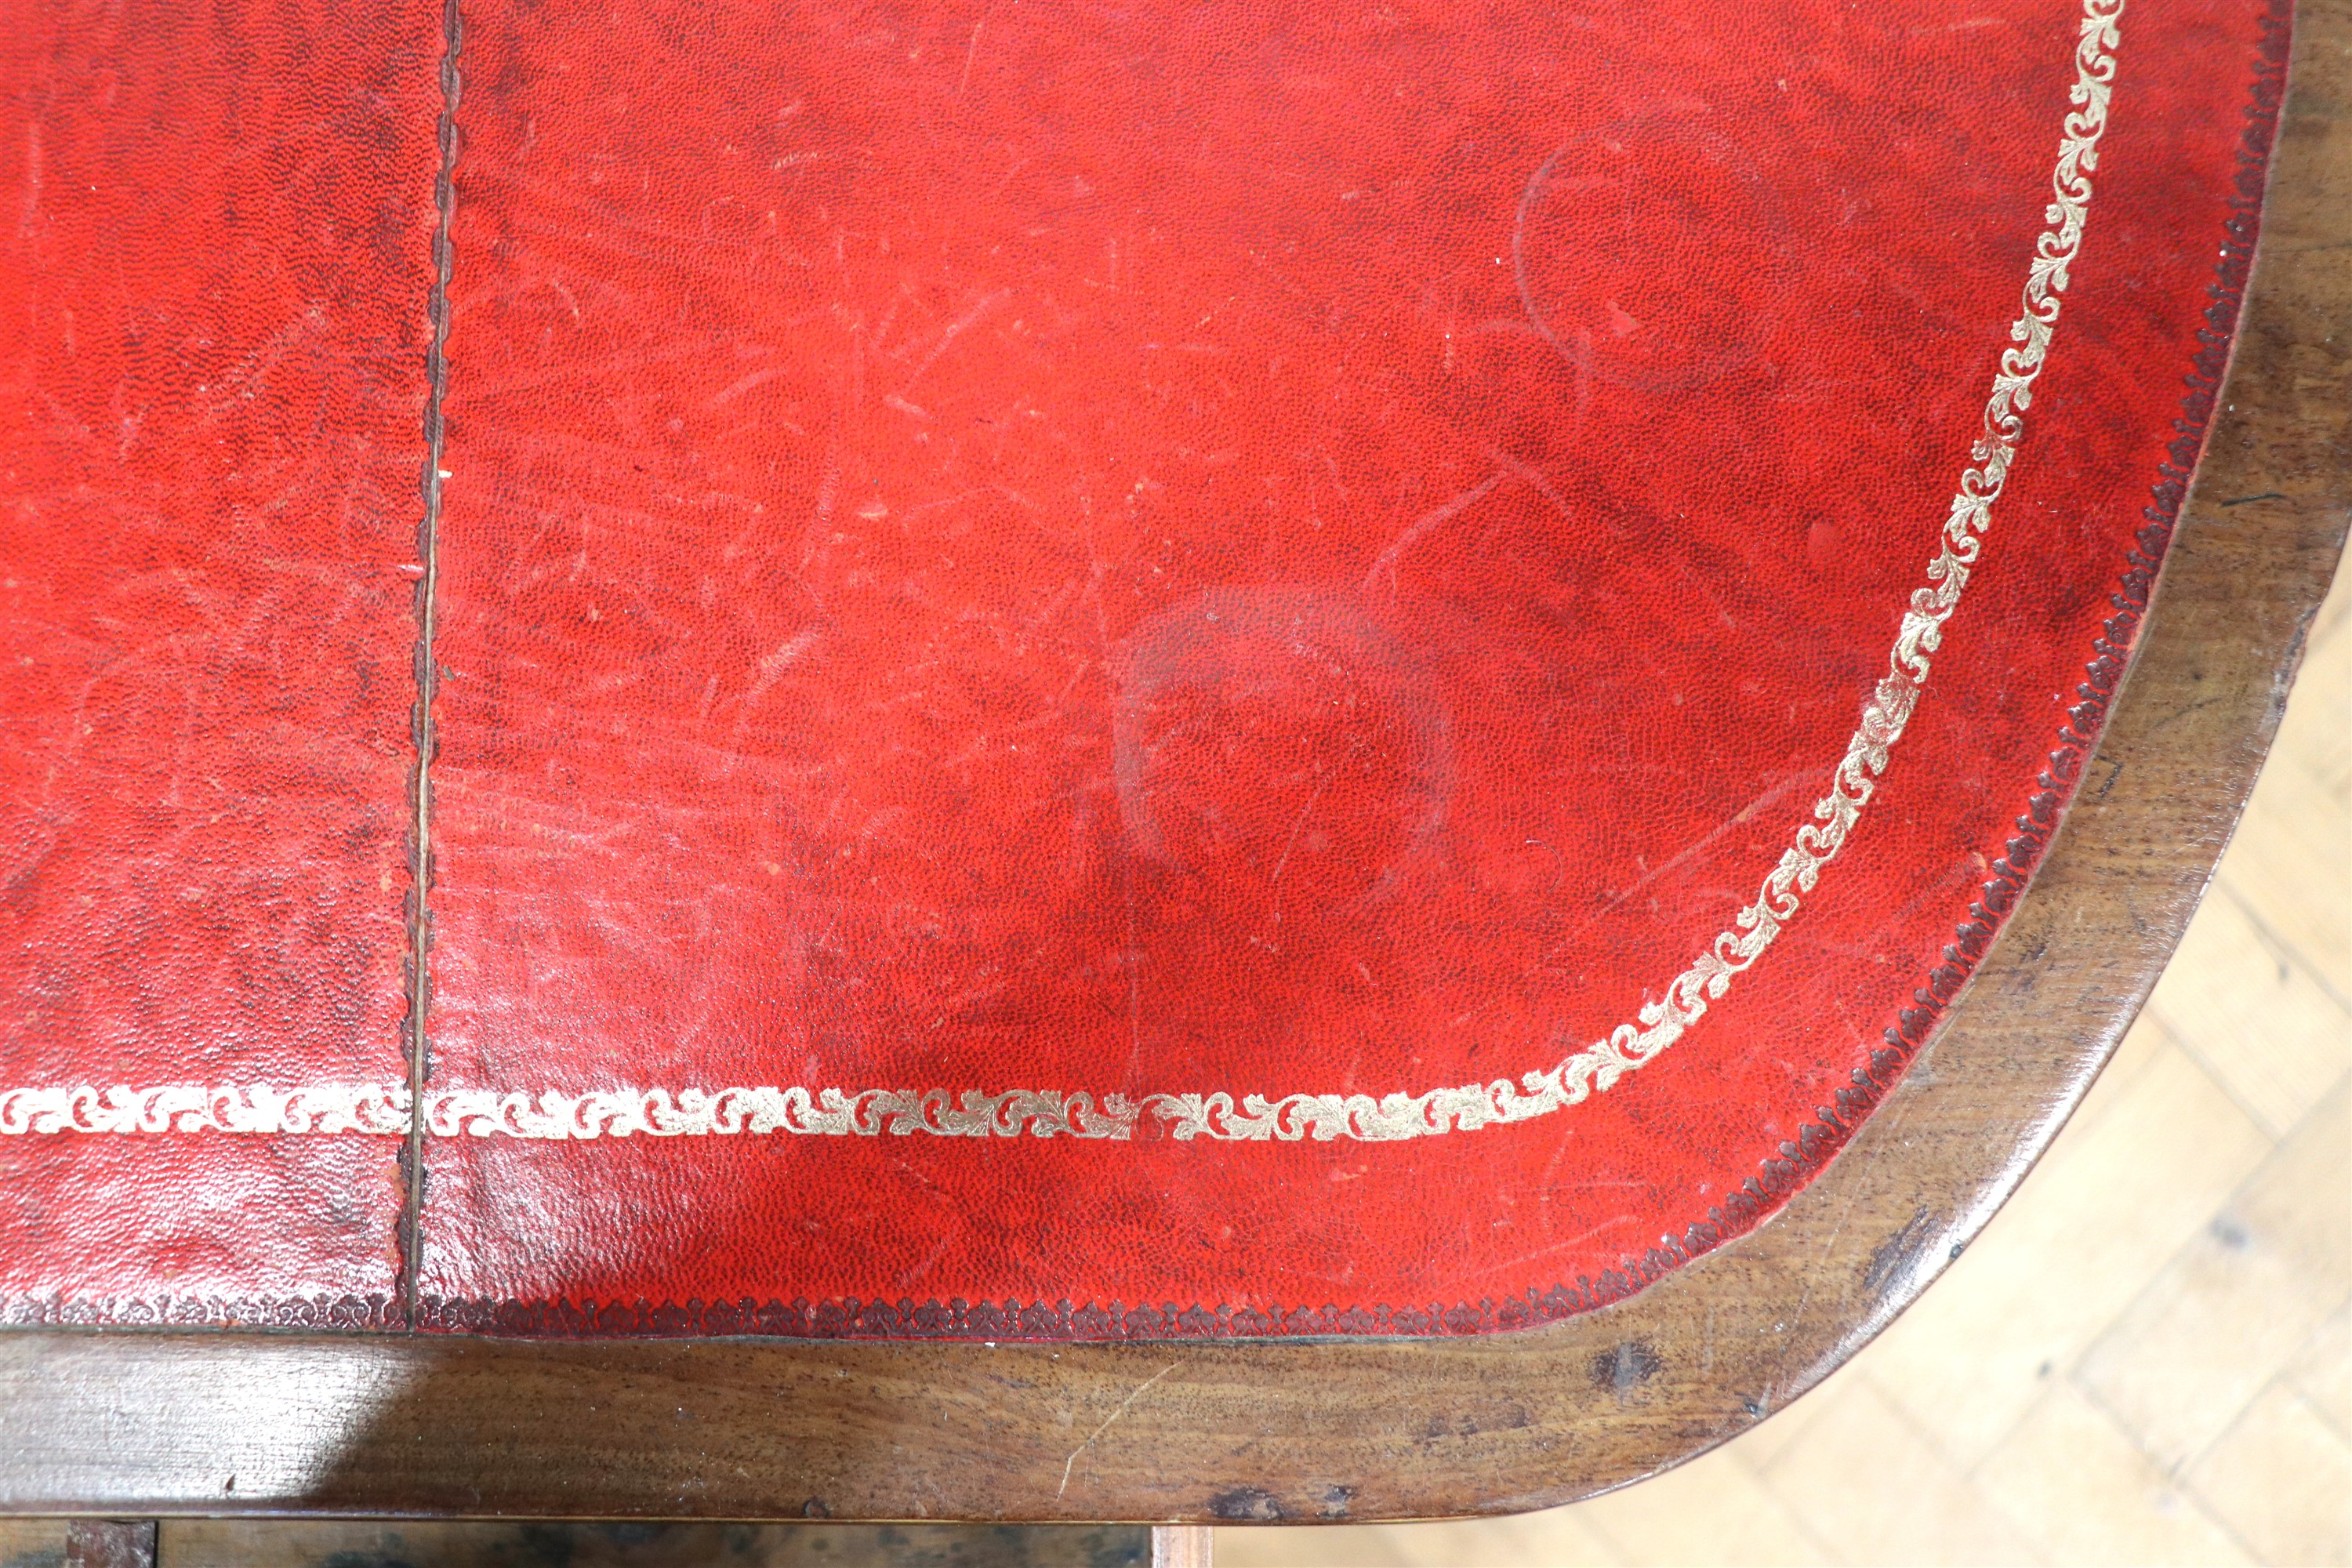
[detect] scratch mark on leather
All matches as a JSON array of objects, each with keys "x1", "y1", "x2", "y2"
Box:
[
  {"x1": 1585, "y1": 767, "x2": 1820, "y2": 923},
  {"x1": 401, "y1": 0, "x2": 464, "y2": 1326},
  {"x1": 1363, "y1": 467, "x2": 1506, "y2": 594},
  {"x1": 897, "y1": 287, "x2": 1009, "y2": 398}
]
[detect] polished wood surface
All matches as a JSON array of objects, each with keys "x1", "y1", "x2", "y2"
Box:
[{"x1": 0, "y1": 0, "x2": 2343, "y2": 1526}]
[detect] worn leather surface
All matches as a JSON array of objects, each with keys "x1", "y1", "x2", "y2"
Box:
[
  {"x1": 1, "y1": 0, "x2": 2287, "y2": 1333},
  {"x1": 0, "y1": 0, "x2": 439, "y2": 1315}
]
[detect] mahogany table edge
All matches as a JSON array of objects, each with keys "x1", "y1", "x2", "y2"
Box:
[{"x1": 0, "y1": 0, "x2": 2346, "y2": 1526}]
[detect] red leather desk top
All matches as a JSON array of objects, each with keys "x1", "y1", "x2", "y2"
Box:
[{"x1": 0, "y1": 0, "x2": 2287, "y2": 1337}]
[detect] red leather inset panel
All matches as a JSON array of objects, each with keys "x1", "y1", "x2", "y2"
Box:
[
  {"x1": 0, "y1": 0, "x2": 2287, "y2": 1337},
  {"x1": 413, "y1": 0, "x2": 2283, "y2": 1331},
  {"x1": 0, "y1": 0, "x2": 439, "y2": 1319}
]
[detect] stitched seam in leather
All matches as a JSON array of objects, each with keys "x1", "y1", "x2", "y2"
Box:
[
  {"x1": 401, "y1": 0, "x2": 464, "y2": 1330},
  {"x1": 0, "y1": 0, "x2": 2292, "y2": 1342}
]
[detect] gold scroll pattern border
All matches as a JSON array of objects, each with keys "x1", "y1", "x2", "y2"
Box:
[{"x1": 0, "y1": 0, "x2": 2125, "y2": 1145}]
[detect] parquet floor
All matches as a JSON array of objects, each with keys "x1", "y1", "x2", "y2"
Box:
[{"x1": 1222, "y1": 561, "x2": 2352, "y2": 1565}]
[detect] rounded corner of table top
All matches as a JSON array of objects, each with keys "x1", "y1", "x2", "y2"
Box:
[{"x1": 0, "y1": 0, "x2": 2347, "y2": 1528}]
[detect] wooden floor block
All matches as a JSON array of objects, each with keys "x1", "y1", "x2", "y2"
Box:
[
  {"x1": 2187, "y1": 1380, "x2": 2352, "y2": 1566},
  {"x1": 2220, "y1": 775, "x2": 2352, "y2": 1000},
  {"x1": 1756, "y1": 1376, "x2": 2041, "y2": 1567},
  {"x1": 1572, "y1": 1447, "x2": 1830, "y2": 1566},
  {"x1": 2075, "y1": 1080, "x2": 2350, "y2": 1470},
  {"x1": 1864, "y1": 1040, "x2": 2274, "y2": 1467},
  {"x1": 2288, "y1": 1304, "x2": 2352, "y2": 1436},
  {"x1": 2148, "y1": 891, "x2": 2352, "y2": 1137},
  {"x1": 1973, "y1": 1381, "x2": 2251, "y2": 1565},
  {"x1": 1219, "y1": 1513, "x2": 1619, "y2": 1568}
]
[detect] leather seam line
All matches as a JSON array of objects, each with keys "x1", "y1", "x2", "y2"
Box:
[
  {"x1": 402, "y1": 0, "x2": 463, "y2": 1330},
  {"x1": 228, "y1": 0, "x2": 2128, "y2": 1153}
]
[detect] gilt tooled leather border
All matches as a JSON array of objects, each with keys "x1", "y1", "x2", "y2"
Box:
[
  {"x1": 0, "y1": 0, "x2": 2290, "y2": 1339},
  {"x1": 0, "y1": 44, "x2": 2123, "y2": 1152},
  {"x1": 1549, "y1": 0, "x2": 2298, "y2": 1334},
  {"x1": 403, "y1": 0, "x2": 2295, "y2": 1341}
]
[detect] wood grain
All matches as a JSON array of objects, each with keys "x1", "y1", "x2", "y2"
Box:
[{"x1": 0, "y1": 0, "x2": 2343, "y2": 1527}]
